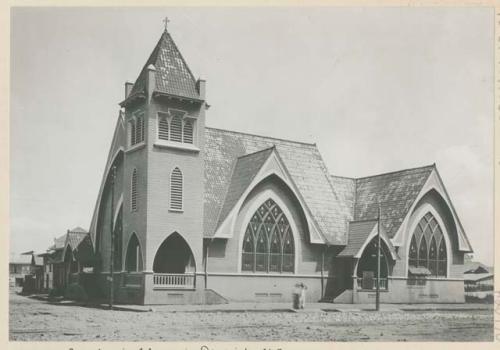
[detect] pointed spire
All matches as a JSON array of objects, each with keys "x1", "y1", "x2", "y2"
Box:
[{"x1": 128, "y1": 25, "x2": 201, "y2": 101}]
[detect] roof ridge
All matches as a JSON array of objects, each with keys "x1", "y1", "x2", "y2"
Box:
[
  {"x1": 236, "y1": 146, "x2": 275, "y2": 159},
  {"x1": 206, "y1": 127, "x2": 316, "y2": 147},
  {"x1": 330, "y1": 174, "x2": 355, "y2": 180},
  {"x1": 355, "y1": 164, "x2": 435, "y2": 181}
]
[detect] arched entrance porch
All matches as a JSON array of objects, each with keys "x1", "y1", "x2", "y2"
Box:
[
  {"x1": 355, "y1": 237, "x2": 392, "y2": 290},
  {"x1": 152, "y1": 232, "x2": 196, "y2": 289}
]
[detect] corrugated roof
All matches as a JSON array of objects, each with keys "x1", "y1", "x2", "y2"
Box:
[
  {"x1": 337, "y1": 220, "x2": 377, "y2": 257},
  {"x1": 354, "y1": 165, "x2": 434, "y2": 239},
  {"x1": 204, "y1": 127, "x2": 349, "y2": 244},
  {"x1": 130, "y1": 30, "x2": 200, "y2": 100},
  {"x1": 216, "y1": 147, "x2": 275, "y2": 228}
]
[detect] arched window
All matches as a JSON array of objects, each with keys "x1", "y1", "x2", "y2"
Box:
[
  {"x1": 129, "y1": 119, "x2": 136, "y2": 146},
  {"x1": 170, "y1": 167, "x2": 183, "y2": 211},
  {"x1": 242, "y1": 227, "x2": 255, "y2": 271},
  {"x1": 135, "y1": 115, "x2": 144, "y2": 143},
  {"x1": 170, "y1": 116, "x2": 182, "y2": 142},
  {"x1": 241, "y1": 199, "x2": 295, "y2": 273},
  {"x1": 158, "y1": 114, "x2": 169, "y2": 140},
  {"x1": 407, "y1": 212, "x2": 447, "y2": 277},
  {"x1": 183, "y1": 120, "x2": 194, "y2": 144},
  {"x1": 418, "y1": 236, "x2": 428, "y2": 268},
  {"x1": 125, "y1": 233, "x2": 143, "y2": 272},
  {"x1": 131, "y1": 169, "x2": 138, "y2": 211}
]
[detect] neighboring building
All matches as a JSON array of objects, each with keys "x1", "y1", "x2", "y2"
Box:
[
  {"x1": 39, "y1": 227, "x2": 91, "y2": 290},
  {"x1": 9, "y1": 254, "x2": 35, "y2": 288},
  {"x1": 87, "y1": 27, "x2": 473, "y2": 305},
  {"x1": 461, "y1": 257, "x2": 494, "y2": 300}
]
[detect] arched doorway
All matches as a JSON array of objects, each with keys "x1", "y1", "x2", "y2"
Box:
[
  {"x1": 152, "y1": 233, "x2": 196, "y2": 289},
  {"x1": 125, "y1": 233, "x2": 143, "y2": 272},
  {"x1": 356, "y1": 238, "x2": 390, "y2": 290},
  {"x1": 153, "y1": 232, "x2": 196, "y2": 273}
]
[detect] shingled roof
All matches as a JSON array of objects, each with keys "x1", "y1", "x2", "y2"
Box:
[
  {"x1": 129, "y1": 30, "x2": 200, "y2": 100},
  {"x1": 354, "y1": 165, "x2": 434, "y2": 239},
  {"x1": 204, "y1": 127, "x2": 351, "y2": 245}
]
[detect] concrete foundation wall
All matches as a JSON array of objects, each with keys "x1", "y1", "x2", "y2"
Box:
[
  {"x1": 205, "y1": 274, "x2": 328, "y2": 302},
  {"x1": 353, "y1": 277, "x2": 465, "y2": 304}
]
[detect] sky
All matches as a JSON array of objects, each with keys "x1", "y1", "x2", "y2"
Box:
[{"x1": 10, "y1": 7, "x2": 494, "y2": 264}]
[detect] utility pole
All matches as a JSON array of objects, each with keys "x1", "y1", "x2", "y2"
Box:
[
  {"x1": 375, "y1": 204, "x2": 381, "y2": 311},
  {"x1": 109, "y1": 165, "x2": 116, "y2": 309}
]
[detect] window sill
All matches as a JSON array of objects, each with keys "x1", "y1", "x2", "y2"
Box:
[
  {"x1": 169, "y1": 208, "x2": 184, "y2": 213},
  {"x1": 126, "y1": 142, "x2": 146, "y2": 153},
  {"x1": 154, "y1": 140, "x2": 200, "y2": 153}
]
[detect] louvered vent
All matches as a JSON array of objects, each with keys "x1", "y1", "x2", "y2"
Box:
[
  {"x1": 131, "y1": 169, "x2": 138, "y2": 211},
  {"x1": 158, "y1": 115, "x2": 169, "y2": 140},
  {"x1": 136, "y1": 115, "x2": 144, "y2": 143},
  {"x1": 170, "y1": 167, "x2": 183, "y2": 211},
  {"x1": 183, "y1": 120, "x2": 194, "y2": 144},
  {"x1": 130, "y1": 120, "x2": 136, "y2": 146},
  {"x1": 170, "y1": 116, "x2": 182, "y2": 142}
]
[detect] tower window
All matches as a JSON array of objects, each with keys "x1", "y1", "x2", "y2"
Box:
[
  {"x1": 156, "y1": 111, "x2": 196, "y2": 146},
  {"x1": 158, "y1": 115, "x2": 169, "y2": 140},
  {"x1": 170, "y1": 167, "x2": 183, "y2": 211},
  {"x1": 136, "y1": 115, "x2": 145, "y2": 143},
  {"x1": 183, "y1": 120, "x2": 194, "y2": 144},
  {"x1": 129, "y1": 120, "x2": 136, "y2": 146},
  {"x1": 131, "y1": 169, "x2": 138, "y2": 211},
  {"x1": 170, "y1": 116, "x2": 182, "y2": 142}
]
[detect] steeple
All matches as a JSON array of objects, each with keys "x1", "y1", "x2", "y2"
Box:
[{"x1": 128, "y1": 26, "x2": 201, "y2": 101}]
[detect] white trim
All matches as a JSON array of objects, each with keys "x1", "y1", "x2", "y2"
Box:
[
  {"x1": 404, "y1": 204, "x2": 452, "y2": 278},
  {"x1": 205, "y1": 272, "x2": 326, "y2": 278},
  {"x1": 154, "y1": 140, "x2": 200, "y2": 152},
  {"x1": 125, "y1": 141, "x2": 146, "y2": 154},
  {"x1": 389, "y1": 276, "x2": 464, "y2": 282},
  {"x1": 213, "y1": 150, "x2": 324, "y2": 244},
  {"x1": 169, "y1": 166, "x2": 184, "y2": 212},
  {"x1": 112, "y1": 195, "x2": 124, "y2": 231},
  {"x1": 236, "y1": 188, "x2": 301, "y2": 274},
  {"x1": 392, "y1": 169, "x2": 471, "y2": 252}
]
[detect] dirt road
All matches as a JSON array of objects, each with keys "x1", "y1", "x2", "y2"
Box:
[{"x1": 9, "y1": 293, "x2": 493, "y2": 342}]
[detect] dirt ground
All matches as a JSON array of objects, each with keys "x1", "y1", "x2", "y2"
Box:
[{"x1": 9, "y1": 292, "x2": 494, "y2": 342}]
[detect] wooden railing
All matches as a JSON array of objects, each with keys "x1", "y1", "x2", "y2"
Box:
[
  {"x1": 153, "y1": 273, "x2": 195, "y2": 289},
  {"x1": 356, "y1": 277, "x2": 388, "y2": 290}
]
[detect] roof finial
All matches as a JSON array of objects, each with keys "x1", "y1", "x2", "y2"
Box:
[{"x1": 163, "y1": 16, "x2": 170, "y2": 32}]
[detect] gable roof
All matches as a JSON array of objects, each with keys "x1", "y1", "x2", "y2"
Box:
[
  {"x1": 129, "y1": 30, "x2": 200, "y2": 100},
  {"x1": 204, "y1": 127, "x2": 350, "y2": 245},
  {"x1": 216, "y1": 147, "x2": 275, "y2": 228},
  {"x1": 353, "y1": 165, "x2": 434, "y2": 239},
  {"x1": 337, "y1": 220, "x2": 377, "y2": 257}
]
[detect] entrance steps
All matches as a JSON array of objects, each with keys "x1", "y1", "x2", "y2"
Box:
[{"x1": 333, "y1": 289, "x2": 353, "y2": 304}]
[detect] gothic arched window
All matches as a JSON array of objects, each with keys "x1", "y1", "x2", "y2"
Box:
[
  {"x1": 170, "y1": 167, "x2": 183, "y2": 211},
  {"x1": 158, "y1": 114, "x2": 169, "y2": 140},
  {"x1": 131, "y1": 169, "x2": 138, "y2": 212},
  {"x1": 407, "y1": 212, "x2": 447, "y2": 277},
  {"x1": 170, "y1": 116, "x2": 182, "y2": 142},
  {"x1": 241, "y1": 199, "x2": 295, "y2": 273},
  {"x1": 183, "y1": 119, "x2": 194, "y2": 144}
]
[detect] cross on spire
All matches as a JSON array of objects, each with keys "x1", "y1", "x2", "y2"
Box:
[{"x1": 163, "y1": 17, "x2": 170, "y2": 32}]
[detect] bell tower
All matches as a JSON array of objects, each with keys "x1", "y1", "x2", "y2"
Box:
[{"x1": 119, "y1": 22, "x2": 207, "y2": 297}]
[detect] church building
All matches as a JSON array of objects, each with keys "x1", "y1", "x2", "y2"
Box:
[{"x1": 88, "y1": 26, "x2": 473, "y2": 305}]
